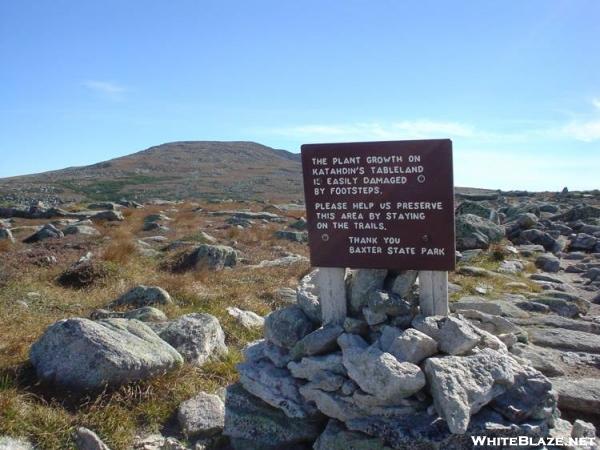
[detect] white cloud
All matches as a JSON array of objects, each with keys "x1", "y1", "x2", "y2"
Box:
[
  {"x1": 593, "y1": 98, "x2": 600, "y2": 110},
  {"x1": 82, "y1": 80, "x2": 127, "y2": 99},
  {"x1": 262, "y1": 120, "x2": 476, "y2": 142},
  {"x1": 561, "y1": 119, "x2": 600, "y2": 142}
]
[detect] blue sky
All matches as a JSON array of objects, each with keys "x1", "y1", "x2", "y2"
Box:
[{"x1": 1, "y1": 0, "x2": 599, "y2": 190}]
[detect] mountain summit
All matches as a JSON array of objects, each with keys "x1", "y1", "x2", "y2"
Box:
[{"x1": 0, "y1": 141, "x2": 303, "y2": 203}]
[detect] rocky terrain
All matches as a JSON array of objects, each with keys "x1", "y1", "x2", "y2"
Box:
[{"x1": 0, "y1": 186, "x2": 599, "y2": 449}]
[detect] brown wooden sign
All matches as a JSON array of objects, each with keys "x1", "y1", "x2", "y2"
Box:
[{"x1": 301, "y1": 139, "x2": 455, "y2": 270}]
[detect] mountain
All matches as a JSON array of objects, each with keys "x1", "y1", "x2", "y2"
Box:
[{"x1": 0, "y1": 141, "x2": 304, "y2": 204}]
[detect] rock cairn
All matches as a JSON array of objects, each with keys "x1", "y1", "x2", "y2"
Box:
[{"x1": 224, "y1": 269, "x2": 566, "y2": 449}]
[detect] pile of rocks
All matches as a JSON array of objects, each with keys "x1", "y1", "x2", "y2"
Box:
[{"x1": 223, "y1": 269, "x2": 591, "y2": 449}]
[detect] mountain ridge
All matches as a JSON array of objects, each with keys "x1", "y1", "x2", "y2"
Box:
[{"x1": 0, "y1": 141, "x2": 303, "y2": 204}]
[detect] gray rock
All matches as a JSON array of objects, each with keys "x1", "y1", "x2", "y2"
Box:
[
  {"x1": 518, "y1": 229, "x2": 558, "y2": 252},
  {"x1": 437, "y1": 316, "x2": 481, "y2": 355},
  {"x1": 237, "y1": 359, "x2": 319, "y2": 418},
  {"x1": 159, "y1": 313, "x2": 227, "y2": 366},
  {"x1": 174, "y1": 244, "x2": 237, "y2": 271},
  {"x1": 450, "y1": 296, "x2": 530, "y2": 318},
  {"x1": 389, "y1": 271, "x2": 418, "y2": 298},
  {"x1": 552, "y1": 377, "x2": 600, "y2": 415},
  {"x1": 91, "y1": 210, "x2": 124, "y2": 221},
  {"x1": 456, "y1": 266, "x2": 493, "y2": 277},
  {"x1": 516, "y1": 244, "x2": 546, "y2": 256},
  {"x1": 384, "y1": 328, "x2": 438, "y2": 364},
  {"x1": 343, "y1": 317, "x2": 369, "y2": 335},
  {"x1": 30, "y1": 318, "x2": 183, "y2": 390},
  {"x1": 527, "y1": 328, "x2": 600, "y2": 353},
  {"x1": 424, "y1": 348, "x2": 516, "y2": 434},
  {"x1": 109, "y1": 285, "x2": 173, "y2": 309},
  {"x1": 362, "y1": 307, "x2": 387, "y2": 326},
  {"x1": 23, "y1": 223, "x2": 64, "y2": 243},
  {"x1": 0, "y1": 437, "x2": 34, "y2": 450},
  {"x1": 411, "y1": 315, "x2": 444, "y2": 340},
  {"x1": 88, "y1": 202, "x2": 121, "y2": 211},
  {"x1": 535, "y1": 254, "x2": 561, "y2": 273},
  {"x1": 572, "y1": 419, "x2": 597, "y2": 439},
  {"x1": 296, "y1": 269, "x2": 322, "y2": 323},
  {"x1": 290, "y1": 324, "x2": 343, "y2": 359},
  {"x1": 489, "y1": 364, "x2": 555, "y2": 423},
  {"x1": 90, "y1": 307, "x2": 168, "y2": 323},
  {"x1": 528, "y1": 297, "x2": 586, "y2": 318},
  {"x1": 0, "y1": 228, "x2": 15, "y2": 243},
  {"x1": 314, "y1": 419, "x2": 392, "y2": 450},
  {"x1": 498, "y1": 260, "x2": 524, "y2": 274},
  {"x1": 529, "y1": 273, "x2": 563, "y2": 283},
  {"x1": 64, "y1": 225, "x2": 101, "y2": 236},
  {"x1": 516, "y1": 213, "x2": 538, "y2": 229},
  {"x1": 367, "y1": 290, "x2": 412, "y2": 316},
  {"x1": 227, "y1": 307, "x2": 264, "y2": 329},
  {"x1": 251, "y1": 254, "x2": 308, "y2": 268},
  {"x1": 347, "y1": 269, "x2": 388, "y2": 314},
  {"x1": 263, "y1": 341, "x2": 293, "y2": 368},
  {"x1": 74, "y1": 427, "x2": 111, "y2": 450},
  {"x1": 242, "y1": 339, "x2": 267, "y2": 362},
  {"x1": 509, "y1": 343, "x2": 565, "y2": 377},
  {"x1": 455, "y1": 201, "x2": 499, "y2": 223},
  {"x1": 290, "y1": 217, "x2": 307, "y2": 230},
  {"x1": 346, "y1": 406, "x2": 550, "y2": 450},
  {"x1": 223, "y1": 383, "x2": 324, "y2": 450},
  {"x1": 455, "y1": 214, "x2": 504, "y2": 251},
  {"x1": 338, "y1": 334, "x2": 426, "y2": 403},
  {"x1": 287, "y1": 353, "x2": 346, "y2": 380},
  {"x1": 178, "y1": 392, "x2": 225, "y2": 438},
  {"x1": 274, "y1": 230, "x2": 307, "y2": 243},
  {"x1": 264, "y1": 305, "x2": 315, "y2": 349},
  {"x1": 570, "y1": 233, "x2": 598, "y2": 251},
  {"x1": 131, "y1": 433, "x2": 190, "y2": 450}
]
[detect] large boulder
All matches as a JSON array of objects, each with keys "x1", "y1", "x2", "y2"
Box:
[
  {"x1": 423, "y1": 348, "x2": 517, "y2": 434},
  {"x1": 223, "y1": 383, "x2": 325, "y2": 450},
  {"x1": 173, "y1": 244, "x2": 237, "y2": 271},
  {"x1": 29, "y1": 318, "x2": 183, "y2": 390},
  {"x1": 109, "y1": 285, "x2": 173, "y2": 309},
  {"x1": 159, "y1": 313, "x2": 227, "y2": 366},
  {"x1": 455, "y1": 214, "x2": 504, "y2": 251}
]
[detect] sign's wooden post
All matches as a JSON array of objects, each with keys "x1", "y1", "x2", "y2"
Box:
[
  {"x1": 418, "y1": 270, "x2": 449, "y2": 316},
  {"x1": 318, "y1": 267, "x2": 347, "y2": 325}
]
